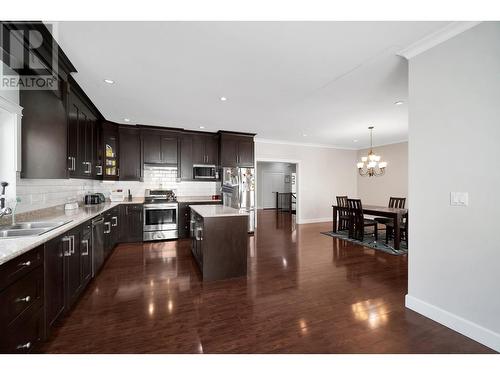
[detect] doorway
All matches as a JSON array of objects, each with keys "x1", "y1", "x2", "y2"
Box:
[{"x1": 256, "y1": 161, "x2": 297, "y2": 215}]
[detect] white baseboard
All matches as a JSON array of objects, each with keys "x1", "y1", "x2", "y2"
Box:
[
  {"x1": 405, "y1": 294, "x2": 500, "y2": 353},
  {"x1": 297, "y1": 217, "x2": 333, "y2": 224}
]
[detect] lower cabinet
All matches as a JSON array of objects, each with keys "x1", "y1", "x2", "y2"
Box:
[
  {"x1": 119, "y1": 204, "x2": 144, "y2": 243},
  {"x1": 0, "y1": 246, "x2": 44, "y2": 353}
]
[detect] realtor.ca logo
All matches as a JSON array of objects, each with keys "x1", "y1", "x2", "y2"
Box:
[{"x1": 0, "y1": 22, "x2": 59, "y2": 90}]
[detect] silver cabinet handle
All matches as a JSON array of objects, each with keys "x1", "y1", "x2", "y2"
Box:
[
  {"x1": 68, "y1": 157, "x2": 76, "y2": 171},
  {"x1": 18, "y1": 260, "x2": 31, "y2": 267},
  {"x1": 68, "y1": 156, "x2": 72, "y2": 171},
  {"x1": 70, "y1": 235, "x2": 75, "y2": 254},
  {"x1": 72, "y1": 157, "x2": 76, "y2": 171},
  {"x1": 104, "y1": 222, "x2": 111, "y2": 234},
  {"x1": 83, "y1": 161, "x2": 92, "y2": 174},
  {"x1": 62, "y1": 236, "x2": 71, "y2": 256},
  {"x1": 96, "y1": 165, "x2": 103, "y2": 176},
  {"x1": 117, "y1": 168, "x2": 120, "y2": 177},
  {"x1": 195, "y1": 227, "x2": 203, "y2": 241},
  {"x1": 81, "y1": 239, "x2": 89, "y2": 256},
  {"x1": 112, "y1": 216, "x2": 118, "y2": 227},
  {"x1": 16, "y1": 295, "x2": 31, "y2": 303},
  {"x1": 16, "y1": 342, "x2": 31, "y2": 350}
]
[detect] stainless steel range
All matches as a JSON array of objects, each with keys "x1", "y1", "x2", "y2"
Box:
[{"x1": 143, "y1": 189, "x2": 178, "y2": 241}]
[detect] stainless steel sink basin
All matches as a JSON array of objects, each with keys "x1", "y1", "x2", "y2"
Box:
[{"x1": 0, "y1": 220, "x2": 72, "y2": 238}]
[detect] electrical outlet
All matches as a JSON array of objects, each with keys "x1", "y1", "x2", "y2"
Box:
[{"x1": 450, "y1": 192, "x2": 468, "y2": 206}]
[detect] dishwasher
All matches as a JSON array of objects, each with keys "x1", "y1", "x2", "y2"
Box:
[{"x1": 92, "y1": 215, "x2": 104, "y2": 277}]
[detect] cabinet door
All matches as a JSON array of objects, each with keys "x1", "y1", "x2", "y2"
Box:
[
  {"x1": 178, "y1": 203, "x2": 189, "y2": 239},
  {"x1": 44, "y1": 235, "x2": 66, "y2": 330},
  {"x1": 220, "y1": 135, "x2": 238, "y2": 167},
  {"x1": 65, "y1": 228, "x2": 82, "y2": 310},
  {"x1": 179, "y1": 134, "x2": 193, "y2": 180},
  {"x1": 192, "y1": 135, "x2": 206, "y2": 164},
  {"x1": 80, "y1": 226, "x2": 92, "y2": 290},
  {"x1": 119, "y1": 127, "x2": 141, "y2": 181},
  {"x1": 104, "y1": 213, "x2": 113, "y2": 258},
  {"x1": 103, "y1": 123, "x2": 120, "y2": 180},
  {"x1": 205, "y1": 135, "x2": 219, "y2": 165},
  {"x1": 237, "y1": 138, "x2": 254, "y2": 167},
  {"x1": 142, "y1": 133, "x2": 162, "y2": 164},
  {"x1": 76, "y1": 110, "x2": 88, "y2": 177},
  {"x1": 128, "y1": 205, "x2": 144, "y2": 242},
  {"x1": 111, "y1": 208, "x2": 120, "y2": 248},
  {"x1": 160, "y1": 136, "x2": 178, "y2": 164},
  {"x1": 84, "y1": 114, "x2": 95, "y2": 176},
  {"x1": 67, "y1": 101, "x2": 79, "y2": 177}
]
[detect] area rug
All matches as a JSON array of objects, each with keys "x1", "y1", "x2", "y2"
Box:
[{"x1": 320, "y1": 229, "x2": 408, "y2": 255}]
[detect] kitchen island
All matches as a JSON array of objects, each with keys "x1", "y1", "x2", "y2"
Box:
[{"x1": 190, "y1": 205, "x2": 248, "y2": 282}]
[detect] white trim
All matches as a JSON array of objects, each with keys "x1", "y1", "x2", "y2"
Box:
[
  {"x1": 297, "y1": 217, "x2": 332, "y2": 225},
  {"x1": 405, "y1": 294, "x2": 500, "y2": 353},
  {"x1": 397, "y1": 22, "x2": 482, "y2": 60},
  {"x1": 0, "y1": 95, "x2": 23, "y2": 115},
  {"x1": 255, "y1": 137, "x2": 356, "y2": 151}
]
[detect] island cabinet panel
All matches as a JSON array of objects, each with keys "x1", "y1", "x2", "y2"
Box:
[
  {"x1": 119, "y1": 126, "x2": 142, "y2": 181},
  {"x1": 0, "y1": 245, "x2": 44, "y2": 353},
  {"x1": 219, "y1": 132, "x2": 255, "y2": 167},
  {"x1": 190, "y1": 208, "x2": 248, "y2": 282},
  {"x1": 178, "y1": 201, "x2": 221, "y2": 239},
  {"x1": 20, "y1": 81, "x2": 68, "y2": 179}
]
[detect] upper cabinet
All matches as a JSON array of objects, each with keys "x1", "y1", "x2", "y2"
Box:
[
  {"x1": 141, "y1": 129, "x2": 178, "y2": 166},
  {"x1": 102, "y1": 122, "x2": 119, "y2": 180},
  {"x1": 118, "y1": 126, "x2": 141, "y2": 181},
  {"x1": 219, "y1": 132, "x2": 255, "y2": 167},
  {"x1": 67, "y1": 80, "x2": 100, "y2": 179},
  {"x1": 192, "y1": 134, "x2": 219, "y2": 165}
]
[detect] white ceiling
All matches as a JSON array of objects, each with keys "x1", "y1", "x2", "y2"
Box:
[{"x1": 55, "y1": 21, "x2": 450, "y2": 149}]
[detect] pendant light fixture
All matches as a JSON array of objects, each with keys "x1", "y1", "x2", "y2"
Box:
[{"x1": 357, "y1": 126, "x2": 387, "y2": 177}]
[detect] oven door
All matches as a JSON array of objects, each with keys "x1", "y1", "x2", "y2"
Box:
[{"x1": 143, "y1": 204, "x2": 178, "y2": 231}]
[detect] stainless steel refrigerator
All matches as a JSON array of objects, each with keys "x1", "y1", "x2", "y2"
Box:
[{"x1": 222, "y1": 167, "x2": 255, "y2": 233}]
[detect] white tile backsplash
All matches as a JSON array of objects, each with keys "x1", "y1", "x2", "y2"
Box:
[{"x1": 13, "y1": 167, "x2": 220, "y2": 214}]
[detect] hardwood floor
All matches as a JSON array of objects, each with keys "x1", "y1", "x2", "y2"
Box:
[{"x1": 41, "y1": 210, "x2": 494, "y2": 353}]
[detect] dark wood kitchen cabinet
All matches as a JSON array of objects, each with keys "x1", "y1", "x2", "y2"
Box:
[
  {"x1": 178, "y1": 201, "x2": 221, "y2": 239},
  {"x1": 20, "y1": 81, "x2": 68, "y2": 179},
  {"x1": 119, "y1": 204, "x2": 143, "y2": 242},
  {"x1": 0, "y1": 245, "x2": 44, "y2": 353},
  {"x1": 44, "y1": 236, "x2": 66, "y2": 333},
  {"x1": 193, "y1": 134, "x2": 219, "y2": 165},
  {"x1": 104, "y1": 207, "x2": 120, "y2": 257},
  {"x1": 142, "y1": 130, "x2": 178, "y2": 165},
  {"x1": 119, "y1": 127, "x2": 142, "y2": 181},
  {"x1": 179, "y1": 133, "x2": 193, "y2": 180},
  {"x1": 102, "y1": 122, "x2": 120, "y2": 180},
  {"x1": 67, "y1": 84, "x2": 98, "y2": 179},
  {"x1": 219, "y1": 132, "x2": 255, "y2": 167},
  {"x1": 64, "y1": 226, "x2": 82, "y2": 311}
]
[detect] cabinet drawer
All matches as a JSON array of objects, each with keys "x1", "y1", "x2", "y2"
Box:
[
  {"x1": 0, "y1": 246, "x2": 43, "y2": 290},
  {"x1": 0, "y1": 267, "x2": 43, "y2": 327},
  {"x1": 0, "y1": 304, "x2": 43, "y2": 354}
]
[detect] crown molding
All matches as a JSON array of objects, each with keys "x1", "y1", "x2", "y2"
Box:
[
  {"x1": 397, "y1": 21, "x2": 482, "y2": 60},
  {"x1": 254, "y1": 137, "x2": 356, "y2": 150}
]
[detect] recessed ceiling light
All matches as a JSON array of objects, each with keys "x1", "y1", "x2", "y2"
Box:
[
  {"x1": 104, "y1": 79, "x2": 115, "y2": 84},
  {"x1": 123, "y1": 118, "x2": 130, "y2": 122},
  {"x1": 220, "y1": 96, "x2": 227, "y2": 101},
  {"x1": 394, "y1": 100, "x2": 404, "y2": 106},
  {"x1": 353, "y1": 139, "x2": 358, "y2": 143},
  {"x1": 302, "y1": 133, "x2": 307, "y2": 137},
  {"x1": 199, "y1": 126, "x2": 205, "y2": 129}
]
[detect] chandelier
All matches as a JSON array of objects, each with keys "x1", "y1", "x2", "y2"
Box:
[{"x1": 357, "y1": 126, "x2": 387, "y2": 177}]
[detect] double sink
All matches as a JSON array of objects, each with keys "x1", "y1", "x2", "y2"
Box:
[{"x1": 0, "y1": 221, "x2": 72, "y2": 238}]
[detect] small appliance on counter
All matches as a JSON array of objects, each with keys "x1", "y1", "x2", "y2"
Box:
[
  {"x1": 84, "y1": 193, "x2": 105, "y2": 205},
  {"x1": 64, "y1": 198, "x2": 79, "y2": 211},
  {"x1": 110, "y1": 189, "x2": 125, "y2": 202}
]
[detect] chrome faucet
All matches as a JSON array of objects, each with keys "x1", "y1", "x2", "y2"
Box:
[{"x1": 0, "y1": 182, "x2": 12, "y2": 219}]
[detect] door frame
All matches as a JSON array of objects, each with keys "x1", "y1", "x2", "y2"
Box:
[{"x1": 255, "y1": 158, "x2": 301, "y2": 225}]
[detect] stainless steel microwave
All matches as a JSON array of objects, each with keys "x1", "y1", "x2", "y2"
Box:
[{"x1": 193, "y1": 164, "x2": 218, "y2": 180}]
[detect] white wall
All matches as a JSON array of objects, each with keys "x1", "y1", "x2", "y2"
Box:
[
  {"x1": 255, "y1": 141, "x2": 357, "y2": 224},
  {"x1": 357, "y1": 142, "x2": 408, "y2": 206},
  {"x1": 256, "y1": 161, "x2": 296, "y2": 209},
  {"x1": 406, "y1": 22, "x2": 500, "y2": 352}
]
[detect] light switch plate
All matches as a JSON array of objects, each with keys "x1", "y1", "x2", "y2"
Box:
[{"x1": 450, "y1": 192, "x2": 468, "y2": 206}]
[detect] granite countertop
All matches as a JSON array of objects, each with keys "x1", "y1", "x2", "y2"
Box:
[
  {"x1": 0, "y1": 199, "x2": 143, "y2": 266},
  {"x1": 190, "y1": 204, "x2": 248, "y2": 218},
  {"x1": 177, "y1": 196, "x2": 222, "y2": 203}
]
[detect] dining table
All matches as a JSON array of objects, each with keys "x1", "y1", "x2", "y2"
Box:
[{"x1": 331, "y1": 204, "x2": 408, "y2": 250}]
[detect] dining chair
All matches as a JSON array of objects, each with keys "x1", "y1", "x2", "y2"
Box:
[
  {"x1": 336, "y1": 196, "x2": 349, "y2": 231},
  {"x1": 374, "y1": 197, "x2": 406, "y2": 226},
  {"x1": 347, "y1": 198, "x2": 378, "y2": 242},
  {"x1": 385, "y1": 212, "x2": 408, "y2": 244}
]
